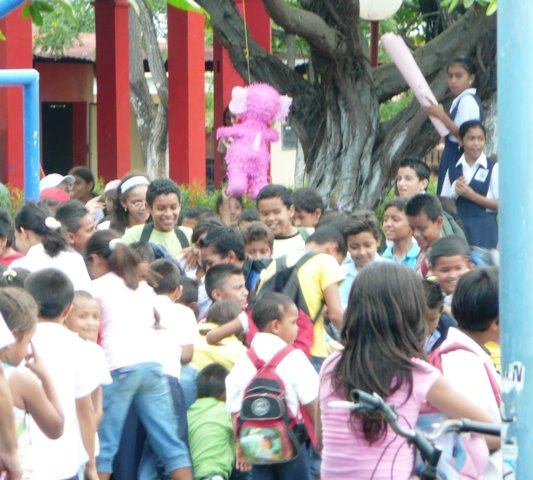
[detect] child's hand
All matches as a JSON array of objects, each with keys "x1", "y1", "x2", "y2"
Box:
[
  {"x1": 181, "y1": 246, "x2": 201, "y2": 271},
  {"x1": 235, "y1": 444, "x2": 251, "y2": 472},
  {"x1": 423, "y1": 101, "x2": 445, "y2": 120},
  {"x1": 0, "y1": 450, "x2": 22, "y2": 480},
  {"x1": 455, "y1": 177, "x2": 474, "y2": 199},
  {"x1": 84, "y1": 464, "x2": 99, "y2": 480},
  {"x1": 24, "y1": 342, "x2": 47, "y2": 378}
]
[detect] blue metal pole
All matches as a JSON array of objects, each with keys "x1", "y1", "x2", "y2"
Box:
[
  {"x1": 0, "y1": 69, "x2": 40, "y2": 201},
  {"x1": 499, "y1": 2, "x2": 533, "y2": 477},
  {"x1": 23, "y1": 73, "x2": 40, "y2": 201},
  {"x1": 0, "y1": 0, "x2": 25, "y2": 18}
]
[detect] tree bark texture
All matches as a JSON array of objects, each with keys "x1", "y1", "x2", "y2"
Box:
[
  {"x1": 129, "y1": 0, "x2": 169, "y2": 179},
  {"x1": 196, "y1": 0, "x2": 496, "y2": 210}
]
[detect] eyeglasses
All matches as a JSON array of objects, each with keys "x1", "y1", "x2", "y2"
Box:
[{"x1": 130, "y1": 200, "x2": 146, "y2": 208}]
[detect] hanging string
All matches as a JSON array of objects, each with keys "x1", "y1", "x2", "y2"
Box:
[{"x1": 241, "y1": 0, "x2": 252, "y2": 84}]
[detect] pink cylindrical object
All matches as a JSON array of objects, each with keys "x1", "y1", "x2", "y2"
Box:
[{"x1": 381, "y1": 33, "x2": 449, "y2": 137}]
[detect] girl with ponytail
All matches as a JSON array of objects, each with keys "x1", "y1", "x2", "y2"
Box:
[
  {"x1": 10, "y1": 202, "x2": 90, "y2": 290},
  {"x1": 85, "y1": 230, "x2": 192, "y2": 480}
]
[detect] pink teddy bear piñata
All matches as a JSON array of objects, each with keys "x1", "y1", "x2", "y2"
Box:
[{"x1": 216, "y1": 83, "x2": 292, "y2": 199}]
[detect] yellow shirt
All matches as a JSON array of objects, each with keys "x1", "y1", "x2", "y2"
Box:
[
  {"x1": 258, "y1": 252, "x2": 344, "y2": 358},
  {"x1": 191, "y1": 322, "x2": 247, "y2": 371}
]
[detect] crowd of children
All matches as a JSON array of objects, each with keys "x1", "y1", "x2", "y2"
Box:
[{"x1": 0, "y1": 54, "x2": 503, "y2": 480}]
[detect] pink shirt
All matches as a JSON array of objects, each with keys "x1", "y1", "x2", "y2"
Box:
[{"x1": 319, "y1": 352, "x2": 440, "y2": 480}]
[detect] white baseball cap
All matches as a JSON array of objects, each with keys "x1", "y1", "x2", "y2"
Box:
[{"x1": 39, "y1": 173, "x2": 75, "y2": 192}]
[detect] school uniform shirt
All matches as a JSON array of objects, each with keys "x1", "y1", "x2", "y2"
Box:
[
  {"x1": 153, "y1": 295, "x2": 199, "y2": 379},
  {"x1": 339, "y1": 254, "x2": 389, "y2": 310},
  {"x1": 88, "y1": 274, "x2": 163, "y2": 371},
  {"x1": 83, "y1": 340, "x2": 112, "y2": 458},
  {"x1": 29, "y1": 322, "x2": 99, "y2": 479},
  {"x1": 438, "y1": 327, "x2": 502, "y2": 480},
  {"x1": 122, "y1": 224, "x2": 193, "y2": 258},
  {"x1": 448, "y1": 88, "x2": 482, "y2": 143},
  {"x1": 441, "y1": 153, "x2": 499, "y2": 212},
  {"x1": 9, "y1": 243, "x2": 91, "y2": 290},
  {"x1": 226, "y1": 332, "x2": 319, "y2": 419},
  {"x1": 381, "y1": 238, "x2": 420, "y2": 269}
]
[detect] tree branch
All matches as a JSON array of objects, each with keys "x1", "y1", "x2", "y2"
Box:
[
  {"x1": 262, "y1": 0, "x2": 343, "y2": 58},
  {"x1": 137, "y1": 0, "x2": 168, "y2": 107},
  {"x1": 373, "y1": 10, "x2": 496, "y2": 103},
  {"x1": 196, "y1": 0, "x2": 323, "y2": 155}
]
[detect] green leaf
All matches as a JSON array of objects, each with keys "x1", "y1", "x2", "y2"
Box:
[
  {"x1": 56, "y1": 0, "x2": 76, "y2": 21},
  {"x1": 29, "y1": 3, "x2": 43, "y2": 26},
  {"x1": 464, "y1": 0, "x2": 475, "y2": 8},
  {"x1": 0, "y1": 30, "x2": 5, "y2": 41},
  {"x1": 166, "y1": 0, "x2": 205, "y2": 14},
  {"x1": 128, "y1": 0, "x2": 140, "y2": 16},
  {"x1": 448, "y1": 0, "x2": 460, "y2": 13},
  {"x1": 486, "y1": 0, "x2": 498, "y2": 15},
  {"x1": 21, "y1": 4, "x2": 32, "y2": 19},
  {"x1": 33, "y1": 1, "x2": 55, "y2": 13}
]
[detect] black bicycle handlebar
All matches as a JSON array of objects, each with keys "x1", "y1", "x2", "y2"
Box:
[{"x1": 347, "y1": 389, "x2": 500, "y2": 479}]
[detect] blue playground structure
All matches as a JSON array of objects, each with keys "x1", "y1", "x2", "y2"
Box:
[{"x1": 0, "y1": 0, "x2": 40, "y2": 201}]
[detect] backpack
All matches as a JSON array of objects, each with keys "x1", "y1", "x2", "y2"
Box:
[
  {"x1": 415, "y1": 342, "x2": 499, "y2": 479},
  {"x1": 251, "y1": 252, "x2": 320, "y2": 357},
  {"x1": 139, "y1": 223, "x2": 190, "y2": 248},
  {"x1": 238, "y1": 345, "x2": 301, "y2": 465}
]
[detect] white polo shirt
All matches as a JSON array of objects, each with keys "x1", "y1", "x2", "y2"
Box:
[
  {"x1": 226, "y1": 332, "x2": 318, "y2": 418},
  {"x1": 10, "y1": 243, "x2": 91, "y2": 290}
]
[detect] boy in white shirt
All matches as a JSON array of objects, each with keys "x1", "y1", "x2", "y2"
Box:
[
  {"x1": 226, "y1": 292, "x2": 318, "y2": 478},
  {"x1": 25, "y1": 268, "x2": 100, "y2": 480}
]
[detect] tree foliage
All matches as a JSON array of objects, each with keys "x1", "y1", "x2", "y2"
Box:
[{"x1": 32, "y1": 0, "x2": 94, "y2": 57}]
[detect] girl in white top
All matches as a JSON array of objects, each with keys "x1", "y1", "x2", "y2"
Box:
[
  {"x1": 0, "y1": 287, "x2": 64, "y2": 479},
  {"x1": 85, "y1": 230, "x2": 192, "y2": 480},
  {"x1": 10, "y1": 202, "x2": 91, "y2": 290}
]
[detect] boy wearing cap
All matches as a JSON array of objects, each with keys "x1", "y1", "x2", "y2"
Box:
[{"x1": 39, "y1": 173, "x2": 75, "y2": 193}]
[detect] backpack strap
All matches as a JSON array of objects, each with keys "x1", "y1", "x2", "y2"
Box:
[
  {"x1": 293, "y1": 251, "x2": 316, "y2": 270},
  {"x1": 430, "y1": 342, "x2": 501, "y2": 407},
  {"x1": 140, "y1": 223, "x2": 189, "y2": 248},
  {"x1": 247, "y1": 345, "x2": 294, "y2": 371},
  {"x1": 139, "y1": 223, "x2": 154, "y2": 243},
  {"x1": 174, "y1": 227, "x2": 190, "y2": 248}
]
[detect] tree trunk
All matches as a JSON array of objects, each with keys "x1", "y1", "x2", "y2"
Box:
[
  {"x1": 128, "y1": 0, "x2": 169, "y2": 179},
  {"x1": 196, "y1": 0, "x2": 497, "y2": 210}
]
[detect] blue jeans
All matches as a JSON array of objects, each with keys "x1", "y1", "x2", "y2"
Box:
[
  {"x1": 97, "y1": 362, "x2": 191, "y2": 475},
  {"x1": 180, "y1": 364, "x2": 198, "y2": 408},
  {"x1": 137, "y1": 376, "x2": 191, "y2": 479}
]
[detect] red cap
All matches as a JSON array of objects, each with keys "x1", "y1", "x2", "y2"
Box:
[{"x1": 40, "y1": 187, "x2": 70, "y2": 204}]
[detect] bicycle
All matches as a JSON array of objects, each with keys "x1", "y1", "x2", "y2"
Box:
[{"x1": 329, "y1": 388, "x2": 500, "y2": 480}]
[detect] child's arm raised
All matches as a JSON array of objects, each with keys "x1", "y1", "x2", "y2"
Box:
[
  {"x1": 206, "y1": 316, "x2": 245, "y2": 345},
  {"x1": 423, "y1": 103, "x2": 460, "y2": 137},
  {"x1": 11, "y1": 343, "x2": 64, "y2": 439},
  {"x1": 427, "y1": 375, "x2": 499, "y2": 450}
]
